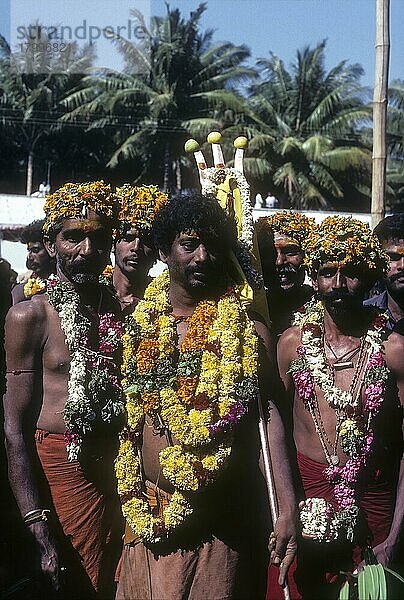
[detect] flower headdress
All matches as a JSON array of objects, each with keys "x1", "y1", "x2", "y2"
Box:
[
  {"x1": 116, "y1": 184, "x2": 168, "y2": 237},
  {"x1": 256, "y1": 211, "x2": 316, "y2": 250},
  {"x1": 305, "y1": 216, "x2": 389, "y2": 278},
  {"x1": 43, "y1": 180, "x2": 117, "y2": 234}
]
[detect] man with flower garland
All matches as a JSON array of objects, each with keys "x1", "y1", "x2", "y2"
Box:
[
  {"x1": 108, "y1": 184, "x2": 168, "y2": 313},
  {"x1": 115, "y1": 193, "x2": 297, "y2": 600},
  {"x1": 12, "y1": 219, "x2": 55, "y2": 304},
  {"x1": 273, "y1": 216, "x2": 404, "y2": 599},
  {"x1": 4, "y1": 181, "x2": 124, "y2": 598},
  {"x1": 256, "y1": 212, "x2": 315, "y2": 336}
]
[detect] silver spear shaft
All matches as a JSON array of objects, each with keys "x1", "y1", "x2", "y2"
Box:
[{"x1": 257, "y1": 393, "x2": 291, "y2": 600}]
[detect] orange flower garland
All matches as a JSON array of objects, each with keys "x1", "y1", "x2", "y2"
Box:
[{"x1": 116, "y1": 270, "x2": 259, "y2": 543}]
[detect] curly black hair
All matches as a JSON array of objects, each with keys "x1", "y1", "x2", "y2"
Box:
[
  {"x1": 153, "y1": 192, "x2": 238, "y2": 255},
  {"x1": 20, "y1": 219, "x2": 46, "y2": 244},
  {"x1": 373, "y1": 214, "x2": 404, "y2": 244}
]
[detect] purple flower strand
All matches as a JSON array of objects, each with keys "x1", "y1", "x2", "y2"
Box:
[
  {"x1": 208, "y1": 401, "x2": 247, "y2": 436},
  {"x1": 292, "y1": 369, "x2": 314, "y2": 403}
]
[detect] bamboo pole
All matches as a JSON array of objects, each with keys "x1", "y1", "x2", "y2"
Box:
[{"x1": 371, "y1": 0, "x2": 390, "y2": 229}]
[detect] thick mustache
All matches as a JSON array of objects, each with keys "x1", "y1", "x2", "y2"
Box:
[
  {"x1": 186, "y1": 265, "x2": 212, "y2": 276},
  {"x1": 320, "y1": 290, "x2": 355, "y2": 301},
  {"x1": 124, "y1": 253, "x2": 141, "y2": 262},
  {"x1": 390, "y1": 271, "x2": 404, "y2": 283},
  {"x1": 277, "y1": 264, "x2": 298, "y2": 275},
  {"x1": 69, "y1": 259, "x2": 99, "y2": 273}
]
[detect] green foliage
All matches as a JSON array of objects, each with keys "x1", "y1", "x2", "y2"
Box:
[
  {"x1": 0, "y1": 9, "x2": 402, "y2": 205},
  {"x1": 338, "y1": 548, "x2": 404, "y2": 600},
  {"x1": 245, "y1": 40, "x2": 371, "y2": 209},
  {"x1": 61, "y1": 3, "x2": 255, "y2": 189},
  {"x1": 0, "y1": 29, "x2": 100, "y2": 191},
  {"x1": 386, "y1": 79, "x2": 404, "y2": 211}
]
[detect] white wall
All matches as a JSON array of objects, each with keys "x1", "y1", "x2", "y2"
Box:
[{"x1": 0, "y1": 194, "x2": 46, "y2": 274}]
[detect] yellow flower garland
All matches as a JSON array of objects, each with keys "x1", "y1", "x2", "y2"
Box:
[
  {"x1": 23, "y1": 276, "x2": 46, "y2": 298},
  {"x1": 116, "y1": 270, "x2": 259, "y2": 543}
]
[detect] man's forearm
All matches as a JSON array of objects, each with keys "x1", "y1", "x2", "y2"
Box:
[
  {"x1": 266, "y1": 401, "x2": 297, "y2": 516},
  {"x1": 5, "y1": 430, "x2": 45, "y2": 516}
]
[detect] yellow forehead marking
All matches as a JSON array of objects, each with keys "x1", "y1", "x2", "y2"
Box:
[{"x1": 63, "y1": 219, "x2": 104, "y2": 232}]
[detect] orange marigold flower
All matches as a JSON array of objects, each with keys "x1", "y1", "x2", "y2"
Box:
[
  {"x1": 116, "y1": 184, "x2": 168, "y2": 235},
  {"x1": 256, "y1": 211, "x2": 315, "y2": 250},
  {"x1": 136, "y1": 339, "x2": 160, "y2": 374},
  {"x1": 176, "y1": 376, "x2": 198, "y2": 405},
  {"x1": 44, "y1": 180, "x2": 118, "y2": 234},
  {"x1": 182, "y1": 301, "x2": 217, "y2": 352}
]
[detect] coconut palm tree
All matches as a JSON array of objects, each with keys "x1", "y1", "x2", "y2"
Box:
[
  {"x1": 244, "y1": 41, "x2": 371, "y2": 209},
  {"x1": 385, "y1": 79, "x2": 404, "y2": 211},
  {"x1": 0, "y1": 30, "x2": 94, "y2": 194},
  {"x1": 61, "y1": 3, "x2": 256, "y2": 190}
]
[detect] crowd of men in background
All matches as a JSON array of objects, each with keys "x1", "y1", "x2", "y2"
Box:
[{"x1": 0, "y1": 186, "x2": 403, "y2": 600}]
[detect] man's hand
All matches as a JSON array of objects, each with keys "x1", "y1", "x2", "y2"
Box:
[
  {"x1": 31, "y1": 522, "x2": 63, "y2": 592},
  {"x1": 370, "y1": 539, "x2": 394, "y2": 568},
  {"x1": 269, "y1": 511, "x2": 298, "y2": 586}
]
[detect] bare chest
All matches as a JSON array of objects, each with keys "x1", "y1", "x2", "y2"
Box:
[{"x1": 42, "y1": 312, "x2": 71, "y2": 375}]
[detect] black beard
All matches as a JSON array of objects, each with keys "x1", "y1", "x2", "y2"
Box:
[
  {"x1": 183, "y1": 265, "x2": 226, "y2": 299},
  {"x1": 317, "y1": 289, "x2": 364, "y2": 319},
  {"x1": 69, "y1": 272, "x2": 99, "y2": 284},
  {"x1": 57, "y1": 257, "x2": 100, "y2": 285}
]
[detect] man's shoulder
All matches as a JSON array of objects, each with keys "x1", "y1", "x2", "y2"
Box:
[
  {"x1": 384, "y1": 331, "x2": 404, "y2": 374},
  {"x1": 11, "y1": 283, "x2": 25, "y2": 304},
  {"x1": 278, "y1": 325, "x2": 301, "y2": 350},
  {"x1": 7, "y1": 292, "x2": 48, "y2": 327}
]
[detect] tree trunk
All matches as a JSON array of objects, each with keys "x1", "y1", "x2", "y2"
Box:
[
  {"x1": 163, "y1": 144, "x2": 170, "y2": 192},
  {"x1": 175, "y1": 159, "x2": 182, "y2": 191},
  {"x1": 26, "y1": 150, "x2": 34, "y2": 196},
  {"x1": 371, "y1": 0, "x2": 390, "y2": 228}
]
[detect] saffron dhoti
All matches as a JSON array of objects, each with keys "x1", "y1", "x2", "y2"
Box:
[
  {"x1": 35, "y1": 430, "x2": 123, "y2": 598},
  {"x1": 117, "y1": 478, "x2": 269, "y2": 600}
]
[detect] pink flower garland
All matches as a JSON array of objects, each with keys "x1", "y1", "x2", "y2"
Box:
[{"x1": 291, "y1": 308, "x2": 389, "y2": 539}]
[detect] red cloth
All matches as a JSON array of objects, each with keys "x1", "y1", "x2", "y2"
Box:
[
  {"x1": 35, "y1": 431, "x2": 123, "y2": 598},
  {"x1": 266, "y1": 452, "x2": 395, "y2": 600}
]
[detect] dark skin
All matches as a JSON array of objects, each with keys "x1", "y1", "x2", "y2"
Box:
[
  {"x1": 143, "y1": 231, "x2": 297, "y2": 585},
  {"x1": 4, "y1": 211, "x2": 115, "y2": 592},
  {"x1": 259, "y1": 230, "x2": 313, "y2": 336},
  {"x1": 273, "y1": 233, "x2": 306, "y2": 291},
  {"x1": 27, "y1": 241, "x2": 53, "y2": 278},
  {"x1": 277, "y1": 262, "x2": 404, "y2": 566},
  {"x1": 113, "y1": 227, "x2": 155, "y2": 312},
  {"x1": 12, "y1": 241, "x2": 54, "y2": 305},
  {"x1": 383, "y1": 237, "x2": 404, "y2": 323}
]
